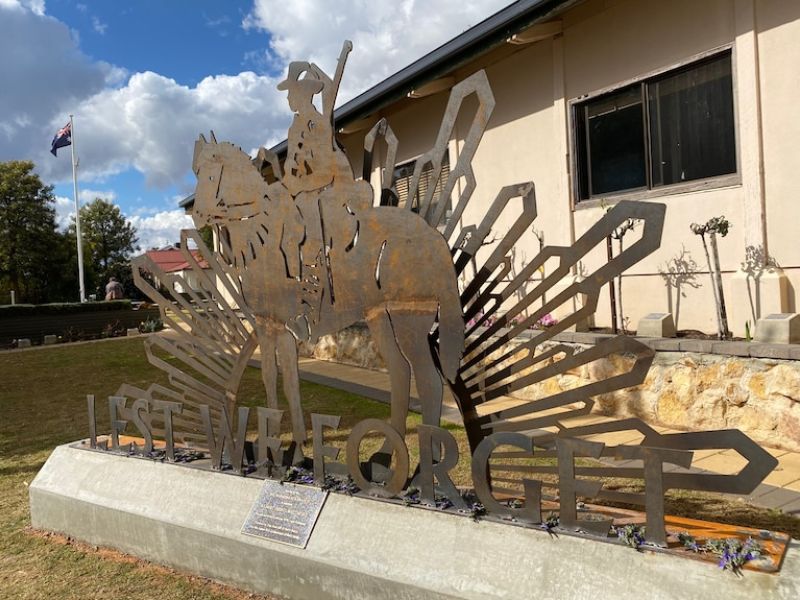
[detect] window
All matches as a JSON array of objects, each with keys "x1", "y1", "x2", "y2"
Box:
[
  {"x1": 392, "y1": 152, "x2": 450, "y2": 213},
  {"x1": 574, "y1": 51, "x2": 736, "y2": 201}
]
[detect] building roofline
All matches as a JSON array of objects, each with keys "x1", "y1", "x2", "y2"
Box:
[
  {"x1": 181, "y1": 0, "x2": 577, "y2": 209},
  {"x1": 179, "y1": 193, "x2": 194, "y2": 210},
  {"x1": 269, "y1": 0, "x2": 577, "y2": 155}
]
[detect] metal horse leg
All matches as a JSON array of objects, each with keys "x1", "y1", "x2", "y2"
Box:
[
  {"x1": 255, "y1": 318, "x2": 280, "y2": 411},
  {"x1": 390, "y1": 311, "x2": 444, "y2": 430},
  {"x1": 366, "y1": 308, "x2": 412, "y2": 439},
  {"x1": 276, "y1": 327, "x2": 307, "y2": 445}
]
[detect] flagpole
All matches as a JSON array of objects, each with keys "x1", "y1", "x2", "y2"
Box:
[{"x1": 69, "y1": 114, "x2": 87, "y2": 303}]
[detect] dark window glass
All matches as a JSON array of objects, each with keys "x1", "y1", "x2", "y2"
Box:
[
  {"x1": 648, "y1": 53, "x2": 736, "y2": 186},
  {"x1": 586, "y1": 85, "x2": 646, "y2": 196},
  {"x1": 574, "y1": 51, "x2": 736, "y2": 201}
]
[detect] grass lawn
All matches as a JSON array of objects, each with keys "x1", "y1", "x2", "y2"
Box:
[{"x1": 1, "y1": 337, "x2": 798, "y2": 599}]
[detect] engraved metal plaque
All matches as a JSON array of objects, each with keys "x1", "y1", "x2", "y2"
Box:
[{"x1": 241, "y1": 480, "x2": 328, "y2": 548}]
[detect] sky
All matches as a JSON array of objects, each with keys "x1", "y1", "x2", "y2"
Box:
[{"x1": 0, "y1": 0, "x2": 513, "y2": 250}]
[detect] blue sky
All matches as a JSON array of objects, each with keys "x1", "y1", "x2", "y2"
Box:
[{"x1": 0, "y1": 0, "x2": 510, "y2": 249}]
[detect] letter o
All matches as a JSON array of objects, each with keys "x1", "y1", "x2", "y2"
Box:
[{"x1": 346, "y1": 418, "x2": 409, "y2": 498}]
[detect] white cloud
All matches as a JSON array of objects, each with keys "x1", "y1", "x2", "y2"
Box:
[
  {"x1": 55, "y1": 193, "x2": 191, "y2": 252},
  {"x1": 204, "y1": 13, "x2": 231, "y2": 29},
  {"x1": 0, "y1": 2, "x2": 120, "y2": 170},
  {"x1": 0, "y1": 0, "x2": 45, "y2": 15},
  {"x1": 79, "y1": 188, "x2": 116, "y2": 203},
  {"x1": 2, "y1": 0, "x2": 512, "y2": 194},
  {"x1": 25, "y1": 0, "x2": 43, "y2": 15},
  {"x1": 56, "y1": 70, "x2": 289, "y2": 187},
  {"x1": 54, "y1": 195, "x2": 75, "y2": 230},
  {"x1": 128, "y1": 209, "x2": 193, "y2": 250},
  {"x1": 244, "y1": 0, "x2": 512, "y2": 104},
  {"x1": 91, "y1": 15, "x2": 107, "y2": 35}
]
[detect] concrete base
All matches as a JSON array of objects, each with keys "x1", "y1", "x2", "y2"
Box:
[
  {"x1": 636, "y1": 312, "x2": 676, "y2": 338},
  {"x1": 31, "y1": 444, "x2": 800, "y2": 600},
  {"x1": 755, "y1": 313, "x2": 800, "y2": 344},
  {"x1": 730, "y1": 268, "x2": 791, "y2": 338}
]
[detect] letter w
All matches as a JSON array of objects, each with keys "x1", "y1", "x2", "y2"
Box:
[{"x1": 200, "y1": 405, "x2": 250, "y2": 473}]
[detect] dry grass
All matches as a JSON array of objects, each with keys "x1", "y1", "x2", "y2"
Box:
[{"x1": 0, "y1": 338, "x2": 281, "y2": 600}]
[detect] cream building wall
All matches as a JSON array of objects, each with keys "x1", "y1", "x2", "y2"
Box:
[{"x1": 338, "y1": 0, "x2": 800, "y2": 337}]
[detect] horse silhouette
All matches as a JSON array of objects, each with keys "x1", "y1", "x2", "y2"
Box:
[{"x1": 191, "y1": 136, "x2": 464, "y2": 448}]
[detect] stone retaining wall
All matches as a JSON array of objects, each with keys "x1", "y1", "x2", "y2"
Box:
[{"x1": 300, "y1": 324, "x2": 800, "y2": 452}]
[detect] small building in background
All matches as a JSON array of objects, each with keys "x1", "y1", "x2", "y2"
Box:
[{"x1": 140, "y1": 247, "x2": 210, "y2": 296}]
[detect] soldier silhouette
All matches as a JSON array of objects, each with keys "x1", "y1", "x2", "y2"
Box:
[{"x1": 265, "y1": 43, "x2": 373, "y2": 336}]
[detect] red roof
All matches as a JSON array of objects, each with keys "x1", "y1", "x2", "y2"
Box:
[{"x1": 143, "y1": 249, "x2": 209, "y2": 273}]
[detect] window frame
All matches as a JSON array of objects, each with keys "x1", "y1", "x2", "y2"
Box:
[
  {"x1": 568, "y1": 44, "x2": 741, "y2": 210},
  {"x1": 392, "y1": 150, "x2": 451, "y2": 214}
]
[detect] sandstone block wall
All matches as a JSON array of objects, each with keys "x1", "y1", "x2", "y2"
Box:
[{"x1": 301, "y1": 326, "x2": 800, "y2": 452}]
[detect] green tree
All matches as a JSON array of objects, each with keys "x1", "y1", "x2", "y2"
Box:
[
  {"x1": 69, "y1": 198, "x2": 139, "y2": 297},
  {"x1": 0, "y1": 161, "x2": 68, "y2": 303},
  {"x1": 198, "y1": 224, "x2": 214, "y2": 251}
]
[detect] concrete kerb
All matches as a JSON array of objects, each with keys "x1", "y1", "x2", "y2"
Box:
[
  {"x1": 29, "y1": 444, "x2": 800, "y2": 600},
  {"x1": 1, "y1": 331, "x2": 162, "y2": 353}
]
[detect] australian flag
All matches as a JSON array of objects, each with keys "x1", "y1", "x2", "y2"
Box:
[{"x1": 50, "y1": 122, "x2": 71, "y2": 156}]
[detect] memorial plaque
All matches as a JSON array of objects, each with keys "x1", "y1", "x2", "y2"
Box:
[{"x1": 241, "y1": 480, "x2": 328, "y2": 548}]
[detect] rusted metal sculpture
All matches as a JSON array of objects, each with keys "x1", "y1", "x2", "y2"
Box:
[
  {"x1": 191, "y1": 139, "x2": 464, "y2": 450},
  {"x1": 104, "y1": 41, "x2": 782, "y2": 556}
]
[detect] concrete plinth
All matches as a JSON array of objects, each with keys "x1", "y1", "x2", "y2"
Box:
[
  {"x1": 730, "y1": 268, "x2": 791, "y2": 338},
  {"x1": 636, "y1": 313, "x2": 676, "y2": 338},
  {"x1": 30, "y1": 444, "x2": 800, "y2": 600},
  {"x1": 755, "y1": 313, "x2": 800, "y2": 344}
]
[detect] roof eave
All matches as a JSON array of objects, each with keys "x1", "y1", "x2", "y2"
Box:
[{"x1": 269, "y1": 0, "x2": 578, "y2": 156}]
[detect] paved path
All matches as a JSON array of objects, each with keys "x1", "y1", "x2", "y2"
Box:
[{"x1": 295, "y1": 357, "x2": 800, "y2": 516}]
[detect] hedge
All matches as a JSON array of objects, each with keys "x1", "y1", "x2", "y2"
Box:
[
  {"x1": 0, "y1": 305, "x2": 161, "y2": 346},
  {"x1": 0, "y1": 300, "x2": 133, "y2": 318}
]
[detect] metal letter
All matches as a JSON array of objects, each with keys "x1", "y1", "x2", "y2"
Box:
[
  {"x1": 616, "y1": 445, "x2": 694, "y2": 546},
  {"x1": 556, "y1": 437, "x2": 611, "y2": 535},
  {"x1": 346, "y1": 418, "x2": 409, "y2": 498},
  {"x1": 256, "y1": 406, "x2": 285, "y2": 477},
  {"x1": 416, "y1": 424, "x2": 466, "y2": 509},
  {"x1": 153, "y1": 400, "x2": 182, "y2": 461},
  {"x1": 201, "y1": 404, "x2": 249, "y2": 474},
  {"x1": 87, "y1": 394, "x2": 97, "y2": 449},
  {"x1": 472, "y1": 432, "x2": 541, "y2": 523},
  {"x1": 108, "y1": 396, "x2": 129, "y2": 453},
  {"x1": 312, "y1": 413, "x2": 341, "y2": 484},
  {"x1": 130, "y1": 398, "x2": 153, "y2": 455}
]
